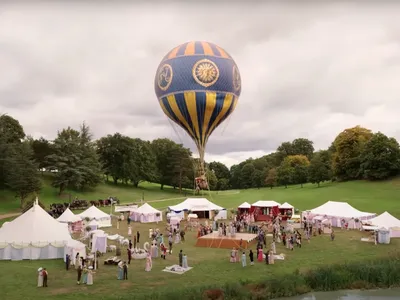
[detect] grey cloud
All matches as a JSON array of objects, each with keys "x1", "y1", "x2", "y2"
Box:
[{"x1": 1, "y1": 2, "x2": 400, "y2": 167}]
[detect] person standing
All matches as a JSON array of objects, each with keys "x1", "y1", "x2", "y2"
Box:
[
  {"x1": 65, "y1": 254, "x2": 70, "y2": 270},
  {"x1": 133, "y1": 236, "x2": 137, "y2": 249},
  {"x1": 145, "y1": 253, "x2": 152, "y2": 272},
  {"x1": 249, "y1": 250, "x2": 254, "y2": 266},
  {"x1": 77, "y1": 265, "x2": 82, "y2": 285},
  {"x1": 82, "y1": 267, "x2": 88, "y2": 284},
  {"x1": 86, "y1": 266, "x2": 94, "y2": 285},
  {"x1": 241, "y1": 252, "x2": 247, "y2": 267},
  {"x1": 42, "y1": 268, "x2": 48, "y2": 287},
  {"x1": 182, "y1": 254, "x2": 188, "y2": 268},
  {"x1": 127, "y1": 248, "x2": 132, "y2": 264},
  {"x1": 129, "y1": 240, "x2": 132, "y2": 250},
  {"x1": 123, "y1": 262, "x2": 128, "y2": 280},
  {"x1": 128, "y1": 226, "x2": 132, "y2": 237},
  {"x1": 178, "y1": 250, "x2": 183, "y2": 267},
  {"x1": 168, "y1": 235, "x2": 173, "y2": 254},
  {"x1": 136, "y1": 231, "x2": 140, "y2": 243},
  {"x1": 37, "y1": 267, "x2": 43, "y2": 287}
]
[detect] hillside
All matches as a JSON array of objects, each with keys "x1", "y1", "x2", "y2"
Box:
[{"x1": 1, "y1": 176, "x2": 400, "y2": 217}]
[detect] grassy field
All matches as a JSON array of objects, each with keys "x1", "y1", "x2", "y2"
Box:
[{"x1": 1, "y1": 178, "x2": 400, "y2": 299}]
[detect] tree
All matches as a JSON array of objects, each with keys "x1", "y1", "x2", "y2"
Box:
[
  {"x1": 332, "y1": 126, "x2": 373, "y2": 181},
  {"x1": 206, "y1": 169, "x2": 218, "y2": 190},
  {"x1": 151, "y1": 139, "x2": 192, "y2": 190},
  {"x1": 5, "y1": 142, "x2": 41, "y2": 206},
  {"x1": 308, "y1": 153, "x2": 330, "y2": 187},
  {"x1": 286, "y1": 155, "x2": 310, "y2": 187},
  {"x1": 127, "y1": 138, "x2": 157, "y2": 187},
  {"x1": 239, "y1": 163, "x2": 256, "y2": 189},
  {"x1": 276, "y1": 141, "x2": 294, "y2": 164},
  {"x1": 208, "y1": 161, "x2": 230, "y2": 181},
  {"x1": 291, "y1": 138, "x2": 314, "y2": 159},
  {"x1": 265, "y1": 168, "x2": 277, "y2": 189},
  {"x1": 0, "y1": 114, "x2": 25, "y2": 143},
  {"x1": 30, "y1": 137, "x2": 53, "y2": 170},
  {"x1": 46, "y1": 124, "x2": 102, "y2": 194},
  {"x1": 360, "y1": 132, "x2": 400, "y2": 180},
  {"x1": 277, "y1": 159, "x2": 294, "y2": 188},
  {"x1": 251, "y1": 169, "x2": 265, "y2": 189},
  {"x1": 217, "y1": 178, "x2": 230, "y2": 190},
  {"x1": 0, "y1": 115, "x2": 26, "y2": 188}
]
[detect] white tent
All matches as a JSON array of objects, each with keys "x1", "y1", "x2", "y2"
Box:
[
  {"x1": 305, "y1": 201, "x2": 376, "y2": 228},
  {"x1": 168, "y1": 198, "x2": 227, "y2": 220},
  {"x1": 114, "y1": 205, "x2": 138, "y2": 213},
  {"x1": 88, "y1": 219, "x2": 99, "y2": 231},
  {"x1": 78, "y1": 205, "x2": 112, "y2": 228},
  {"x1": 279, "y1": 202, "x2": 294, "y2": 209},
  {"x1": 0, "y1": 202, "x2": 71, "y2": 260},
  {"x1": 369, "y1": 212, "x2": 400, "y2": 238},
  {"x1": 64, "y1": 239, "x2": 86, "y2": 265},
  {"x1": 252, "y1": 200, "x2": 281, "y2": 207},
  {"x1": 57, "y1": 208, "x2": 81, "y2": 223},
  {"x1": 238, "y1": 202, "x2": 251, "y2": 209},
  {"x1": 130, "y1": 203, "x2": 162, "y2": 223}
]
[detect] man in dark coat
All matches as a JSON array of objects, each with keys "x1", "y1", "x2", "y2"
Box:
[
  {"x1": 42, "y1": 268, "x2": 48, "y2": 287},
  {"x1": 127, "y1": 248, "x2": 132, "y2": 264},
  {"x1": 179, "y1": 250, "x2": 183, "y2": 267},
  {"x1": 65, "y1": 254, "x2": 70, "y2": 270},
  {"x1": 123, "y1": 262, "x2": 128, "y2": 280},
  {"x1": 136, "y1": 231, "x2": 140, "y2": 243},
  {"x1": 77, "y1": 265, "x2": 82, "y2": 284}
]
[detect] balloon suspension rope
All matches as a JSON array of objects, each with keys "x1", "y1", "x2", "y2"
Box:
[{"x1": 220, "y1": 114, "x2": 233, "y2": 136}]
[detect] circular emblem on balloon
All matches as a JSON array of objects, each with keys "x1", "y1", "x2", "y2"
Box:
[
  {"x1": 232, "y1": 65, "x2": 241, "y2": 91},
  {"x1": 157, "y1": 64, "x2": 173, "y2": 91},
  {"x1": 192, "y1": 59, "x2": 219, "y2": 87}
]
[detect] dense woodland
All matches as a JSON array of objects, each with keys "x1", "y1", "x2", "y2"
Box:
[{"x1": 1, "y1": 114, "x2": 400, "y2": 206}]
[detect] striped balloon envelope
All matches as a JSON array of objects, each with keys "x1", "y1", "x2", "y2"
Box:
[{"x1": 154, "y1": 41, "x2": 241, "y2": 184}]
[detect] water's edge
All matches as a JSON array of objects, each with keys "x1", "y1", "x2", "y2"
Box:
[{"x1": 276, "y1": 288, "x2": 400, "y2": 300}]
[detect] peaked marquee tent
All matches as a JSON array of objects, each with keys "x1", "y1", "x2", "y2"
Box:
[
  {"x1": 0, "y1": 202, "x2": 72, "y2": 260},
  {"x1": 238, "y1": 202, "x2": 251, "y2": 209},
  {"x1": 305, "y1": 201, "x2": 376, "y2": 228},
  {"x1": 78, "y1": 205, "x2": 112, "y2": 228},
  {"x1": 369, "y1": 212, "x2": 400, "y2": 237},
  {"x1": 57, "y1": 208, "x2": 83, "y2": 232},
  {"x1": 130, "y1": 203, "x2": 162, "y2": 223},
  {"x1": 168, "y1": 198, "x2": 226, "y2": 220}
]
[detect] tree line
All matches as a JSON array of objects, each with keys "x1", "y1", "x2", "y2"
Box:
[{"x1": 1, "y1": 114, "x2": 399, "y2": 206}]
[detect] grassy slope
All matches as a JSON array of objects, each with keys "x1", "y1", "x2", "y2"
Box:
[{"x1": 0, "y1": 178, "x2": 400, "y2": 299}]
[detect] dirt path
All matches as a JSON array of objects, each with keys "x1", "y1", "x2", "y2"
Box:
[{"x1": 0, "y1": 212, "x2": 20, "y2": 220}]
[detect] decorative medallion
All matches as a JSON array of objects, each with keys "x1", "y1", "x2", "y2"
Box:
[
  {"x1": 192, "y1": 59, "x2": 219, "y2": 87},
  {"x1": 232, "y1": 65, "x2": 241, "y2": 91},
  {"x1": 157, "y1": 64, "x2": 173, "y2": 91}
]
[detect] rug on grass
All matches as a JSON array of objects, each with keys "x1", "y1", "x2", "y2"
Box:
[{"x1": 162, "y1": 265, "x2": 193, "y2": 274}]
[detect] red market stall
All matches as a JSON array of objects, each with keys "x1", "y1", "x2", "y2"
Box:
[
  {"x1": 251, "y1": 201, "x2": 281, "y2": 222},
  {"x1": 279, "y1": 202, "x2": 294, "y2": 220},
  {"x1": 238, "y1": 202, "x2": 251, "y2": 214}
]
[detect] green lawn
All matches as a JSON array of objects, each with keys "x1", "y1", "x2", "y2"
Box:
[{"x1": 1, "y1": 178, "x2": 400, "y2": 299}]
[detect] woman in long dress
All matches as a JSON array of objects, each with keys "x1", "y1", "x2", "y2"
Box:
[
  {"x1": 241, "y1": 252, "x2": 247, "y2": 267},
  {"x1": 82, "y1": 267, "x2": 88, "y2": 284},
  {"x1": 117, "y1": 261, "x2": 124, "y2": 280},
  {"x1": 230, "y1": 248, "x2": 236, "y2": 263},
  {"x1": 269, "y1": 250, "x2": 275, "y2": 264},
  {"x1": 257, "y1": 248, "x2": 263, "y2": 262},
  {"x1": 271, "y1": 241, "x2": 276, "y2": 254},
  {"x1": 86, "y1": 266, "x2": 94, "y2": 285},
  {"x1": 145, "y1": 253, "x2": 152, "y2": 272},
  {"x1": 182, "y1": 254, "x2": 188, "y2": 268},
  {"x1": 128, "y1": 226, "x2": 132, "y2": 237},
  {"x1": 174, "y1": 233, "x2": 180, "y2": 244},
  {"x1": 37, "y1": 268, "x2": 43, "y2": 287}
]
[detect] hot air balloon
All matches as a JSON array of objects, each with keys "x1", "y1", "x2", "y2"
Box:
[{"x1": 154, "y1": 41, "x2": 241, "y2": 191}]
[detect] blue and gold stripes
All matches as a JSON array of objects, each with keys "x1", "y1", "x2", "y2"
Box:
[
  {"x1": 163, "y1": 41, "x2": 232, "y2": 61},
  {"x1": 159, "y1": 91, "x2": 238, "y2": 148}
]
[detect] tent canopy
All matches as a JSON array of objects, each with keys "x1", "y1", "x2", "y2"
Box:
[
  {"x1": 252, "y1": 200, "x2": 281, "y2": 207},
  {"x1": 0, "y1": 204, "x2": 71, "y2": 244},
  {"x1": 57, "y1": 208, "x2": 81, "y2": 223},
  {"x1": 309, "y1": 201, "x2": 375, "y2": 219},
  {"x1": 369, "y1": 211, "x2": 400, "y2": 229},
  {"x1": 279, "y1": 202, "x2": 294, "y2": 209},
  {"x1": 238, "y1": 202, "x2": 251, "y2": 209},
  {"x1": 136, "y1": 203, "x2": 161, "y2": 214},
  {"x1": 79, "y1": 205, "x2": 110, "y2": 220},
  {"x1": 168, "y1": 198, "x2": 225, "y2": 212}
]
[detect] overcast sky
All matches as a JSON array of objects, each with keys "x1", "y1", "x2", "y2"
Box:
[{"x1": 1, "y1": 2, "x2": 400, "y2": 167}]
